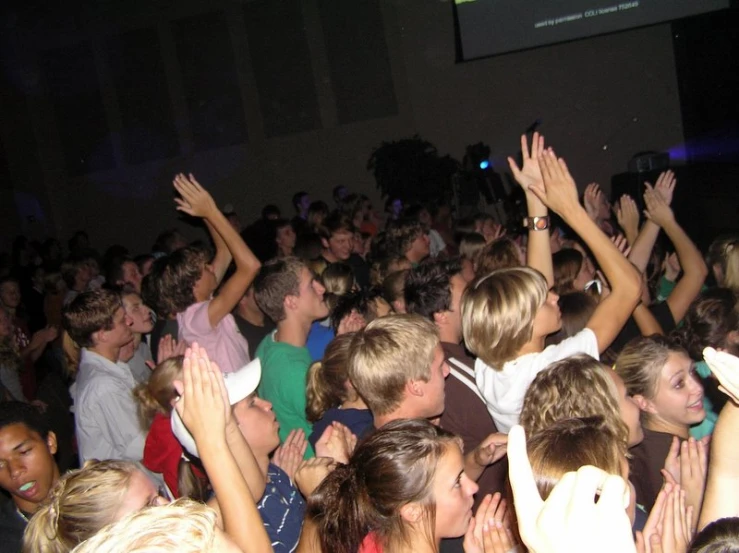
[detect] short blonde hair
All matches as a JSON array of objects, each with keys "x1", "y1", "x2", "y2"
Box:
[
  {"x1": 519, "y1": 354, "x2": 630, "y2": 450},
  {"x1": 23, "y1": 460, "x2": 139, "y2": 553},
  {"x1": 462, "y1": 267, "x2": 548, "y2": 368},
  {"x1": 527, "y1": 416, "x2": 626, "y2": 500},
  {"x1": 348, "y1": 314, "x2": 439, "y2": 416},
  {"x1": 70, "y1": 499, "x2": 218, "y2": 553}
]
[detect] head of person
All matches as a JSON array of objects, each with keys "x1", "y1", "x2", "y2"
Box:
[
  {"x1": 70, "y1": 499, "x2": 239, "y2": 553},
  {"x1": 526, "y1": 416, "x2": 635, "y2": 524},
  {"x1": 405, "y1": 260, "x2": 467, "y2": 344},
  {"x1": 462, "y1": 267, "x2": 559, "y2": 368},
  {"x1": 707, "y1": 235, "x2": 739, "y2": 293},
  {"x1": 552, "y1": 248, "x2": 596, "y2": 295},
  {"x1": 475, "y1": 214, "x2": 499, "y2": 244},
  {"x1": 688, "y1": 517, "x2": 739, "y2": 553},
  {"x1": 382, "y1": 269, "x2": 409, "y2": 314},
  {"x1": 106, "y1": 256, "x2": 143, "y2": 293},
  {"x1": 271, "y1": 218, "x2": 297, "y2": 257},
  {"x1": 306, "y1": 333, "x2": 356, "y2": 422},
  {"x1": 307, "y1": 201, "x2": 330, "y2": 231},
  {"x1": 292, "y1": 191, "x2": 311, "y2": 216},
  {"x1": 387, "y1": 219, "x2": 429, "y2": 264},
  {"x1": 672, "y1": 287, "x2": 739, "y2": 360},
  {"x1": 67, "y1": 231, "x2": 89, "y2": 256},
  {"x1": 62, "y1": 289, "x2": 133, "y2": 349},
  {"x1": 519, "y1": 354, "x2": 642, "y2": 448},
  {"x1": 321, "y1": 262, "x2": 357, "y2": 309},
  {"x1": 347, "y1": 314, "x2": 448, "y2": 421},
  {"x1": 474, "y1": 237, "x2": 523, "y2": 278},
  {"x1": 332, "y1": 185, "x2": 348, "y2": 206},
  {"x1": 261, "y1": 204, "x2": 281, "y2": 221},
  {"x1": 152, "y1": 229, "x2": 187, "y2": 255},
  {"x1": 457, "y1": 233, "x2": 486, "y2": 282},
  {"x1": 0, "y1": 402, "x2": 60, "y2": 515},
  {"x1": 309, "y1": 419, "x2": 477, "y2": 553},
  {"x1": 0, "y1": 276, "x2": 21, "y2": 312},
  {"x1": 615, "y1": 335, "x2": 705, "y2": 432},
  {"x1": 134, "y1": 254, "x2": 155, "y2": 279},
  {"x1": 319, "y1": 213, "x2": 355, "y2": 262},
  {"x1": 253, "y1": 257, "x2": 328, "y2": 325},
  {"x1": 148, "y1": 246, "x2": 213, "y2": 316},
  {"x1": 385, "y1": 197, "x2": 403, "y2": 219},
  {"x1": 120, "y1": 290, "x2": 154, "y2": 335},
  {"x1": 61, "y1": 257, "x2": 92, "y2": 292},
  {"x1": 23, "y1": 460, "x2": 167, "y2": 553}
]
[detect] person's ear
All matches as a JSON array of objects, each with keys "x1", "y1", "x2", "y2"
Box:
[
  {"x1": 47, "y1": 431, "x2": 58, "y2": 456},
  {"x1": 632, "y1": 394, "x2": 657, "y2": 415},
  {"x1": 284, "y1": 294, "x2": 299, "y2": 312},
  {"x1": 399, "y1": 502, "x2": 425, "y2": 524},
  {"x1": 321, "y1": 238, "x2": 330, "y2": 250},
  {"x1": 406, "y1": 379, "x2": 424, "y2": 398},
  {"x1": 727, "y1": 330, "x2": 739, "y2": 346},
  {"x1": 433, "y1": 311, "x2": 447, "y2": 326},
  {"x1": 91, "y1": 328, "x2": 105, "y2": 345}
]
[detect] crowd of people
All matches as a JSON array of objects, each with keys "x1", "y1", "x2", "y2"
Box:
[{"x1": 1, "y1": 131, "x2": 738, "y2": 553}]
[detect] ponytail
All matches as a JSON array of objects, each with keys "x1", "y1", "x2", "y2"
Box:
[
  {"x1": 305, "y1": 334, "x2": 355, "y2": 422},
  {"x1": 132, "y1": 356, "x2": 183, "y2": 429},
  {"x1": 177, "y1": 458, "x2": 209, "y2": 502}
]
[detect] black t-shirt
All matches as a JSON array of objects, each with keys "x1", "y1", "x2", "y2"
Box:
[
  {"x1": 233, "y1": 314, "x2": 275, "y2": 354},
  {"x1": 0, "y1": 496, "x2": 28, "y2": 553},
  {"x1": 609, "y1": 301, "x2": 676, "y2": 355}
]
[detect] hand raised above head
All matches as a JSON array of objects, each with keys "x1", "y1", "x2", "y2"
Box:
[{"x1": 173, "y1": 173, "x2": 218, "y2": 219}]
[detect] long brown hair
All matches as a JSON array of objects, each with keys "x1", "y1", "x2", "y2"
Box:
[
  {"x1": 305, "y1": 333, "x2": 355, "y2": 422},
  {"x1": 308, "y1": 419, "x2": 461, "y2": 553}
]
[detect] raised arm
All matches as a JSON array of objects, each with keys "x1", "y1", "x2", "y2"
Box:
[
  {"x1": 174, "y1": 345, "x2": 272, "y2": 553},
  {"x1": 642, "y1": 186, "x2": 707, "y2": 324},
  {"x1": 205, "y1": 219, "x2": 232, "y2": 284},
  {"x1": 533, "y1": 152, "x2": 641, "y2": 353},
  {"x1": 173, "y1": 174, "x2": 261, "y2": 328},
  {"x1": 507, "y1": 132, "x2": 553, "y2": 286}
]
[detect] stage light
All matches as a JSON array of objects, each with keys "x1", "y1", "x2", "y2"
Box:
[{"x1": 479, "y1": 160, "x2": 490, "y2": 170}]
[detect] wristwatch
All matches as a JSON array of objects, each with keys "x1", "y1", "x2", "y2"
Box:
[{"x1": 523, "y1": 216, "x2": 550, "y2": 231}]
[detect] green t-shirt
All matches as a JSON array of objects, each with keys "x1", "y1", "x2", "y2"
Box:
[{"x1": 256, "y1": 331, "x2": 315, "y2": 459}]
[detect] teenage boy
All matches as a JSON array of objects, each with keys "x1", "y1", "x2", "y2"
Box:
[
  {"x1": 318, "y1": 212, "x2": 370, "y2": 288},
  {"x1": 253, "y1": 257, "x2": 329, "y2": 458},
  {"x1": 63, "y1": 289, "x2": 145, "y2": 463},
  {"x1": 0, "y1": 402, "x2": 60, "y2": 553}
]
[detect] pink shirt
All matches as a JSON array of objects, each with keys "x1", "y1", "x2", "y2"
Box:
[{"x1": 177, "y1": 301, "x2": 250, "y2": 373}]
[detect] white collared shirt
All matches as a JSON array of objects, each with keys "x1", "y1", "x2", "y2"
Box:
[{"x1": 74, "y1": 349, "x2": 146, "y2": 463}]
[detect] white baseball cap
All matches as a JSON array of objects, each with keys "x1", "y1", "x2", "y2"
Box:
[{"x1": 171, "y1": 357, "x2": 262, "y2": 457}]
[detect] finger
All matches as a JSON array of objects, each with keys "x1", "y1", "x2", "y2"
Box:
[
  {"x1": 663, "y1": 488, "x2": 675, "y2": 547},
  {"x1": 520, "y1": 134, "x2": 530, "y2": 161},
  {"x1": 650, "y1": 532, "x2": 663, "y2": 553},
  {"x1": 596, "y1": 473, "x2": 631, "y2": 515}
]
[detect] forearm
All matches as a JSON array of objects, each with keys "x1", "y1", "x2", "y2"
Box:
[
  {"x1": 563, "y1": 208, "x2": 641, "y2": 299},
  {"x1": 205, "y1": 220, "x2": 232, "y2": 284},
  {"x1": 632, "y1": 304, "x2": 663, "y2": 336},
  {"x1": 628, "y1": 221, "x2": 660, "y2": 273},
  {"x1": 226, "y1": 421, "x2": 267, "y2": 499},
  {"x1": 698, "y1": 400, "x2": 739, "y2": 530},
  {"x1": 525, "y1": 196, "x2": 553, "y2": 286},
  {"x1": 662, "y1": 218, "x2": 707, "y2": 280},
  {"x1": 205, "y1": 208, "x2": 260, "y2": 277},
  {"x1": 464, "y1": 450, "x2": 486, "y2": 482},
  {"x1": 200, "y1": 440, "x2": 273, "y2": 553}
]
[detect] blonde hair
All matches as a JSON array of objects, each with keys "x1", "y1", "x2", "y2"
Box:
[
  {"x1": 458, "y1": 233, "x2": 486, "y2": 261},
  {"x1": 306, "y1": 333, "x2": 356, "y2": 422},
  {"x1": 62, "y1": 331, "x2": 81, "y2": 378},
  {"x1": 708, "y1": 235, "x2": 739, "y2": 295},
  {"x1": 23, "y1": 460, "x2": 139, "y2": 553},
  {"x1": 461, "y1": 267, "x2": 548, "y2": 368},
  {"x1": 70, "y1": 499, "x2": 218, "y2": 553},
  {"x1": 519, "y1": 354, "x2": 630, "y2": 450},
  {"x1": 133, "y1": 356, "x2": 183, "y2": 429},
  {"x1": 527, "y1": 416, "x2": 626, "y2": 500},
  {"x1": 614, "y1": 335, "x2": 689, "y2": 422},
  {"x1": 321, "y1": 263, "x2": 355, "y2": 312},
  {"x1": 348, "y1": 314, "x2": 439, "y2": 416}
]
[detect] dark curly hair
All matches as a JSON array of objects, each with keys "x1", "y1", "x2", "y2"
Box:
[{"x1": 144, "y1": 246, "x2": 209, "y2": 317}]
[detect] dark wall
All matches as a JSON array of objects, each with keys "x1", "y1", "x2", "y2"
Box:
[{"x1": 0, "y1": 0, "x2": 690, "y2": 252}]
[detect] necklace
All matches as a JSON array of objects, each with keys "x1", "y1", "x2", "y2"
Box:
[{"x1": 15, "y1": 507, "x2": 30, "y2": 522}]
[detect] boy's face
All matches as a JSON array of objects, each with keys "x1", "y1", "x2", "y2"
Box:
[
  {"x1": 325, "y1": 230, "x2": 354, "y2": 261},
  {"x1": 106, "y1": 306, "x2": 134, "y2": 347},
  {"x1": 0, "y1": 423, "x2": 59, "y2": 514},
  {"x1": 292, "y1": 268, "x2": 329, "y2": 321}
]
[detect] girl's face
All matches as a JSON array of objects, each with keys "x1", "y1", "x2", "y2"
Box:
[
  {"x1": 115, "y1": 470, "x2": 168, "y2": 521},
  {"x1": 232, "y1": 394, "x2": 281, "y2": 456},
  {"x1": 123, "y1": 293, "x2": 154, "y2": 334},
  {"x1": 647, "y1": 352, "x2": 706, "y2": 428},
  {"x1": 608, "y1": 371, "x2": 644, "y2": 447},
  {"x1": 532, "y1": 291, "x2": 562, "y2": 338},
  {"x1": 433, "y1": 444, "x2": 478, "y2": 539}
]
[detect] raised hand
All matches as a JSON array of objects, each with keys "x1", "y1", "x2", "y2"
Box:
[
  {"x1": 173, "y1": 173, "x2": 218, "y2": 219},
  {"x1": 507, "y1": 425, "x2": 636, "y2": 553},
  {"x1": 703, "y1": 347, "x2": 739, "y2": 403},
  {"x1": 156, "y1": 334, "x2": 187, "y2": 365},
  {"x1": 507, "y1": 132, "x2": 546, "y2": 193},
  {"x1": 336, "y1": 310, "x2": 366, "y2": 336},
  {"x1": 663, "y1": 252, "x2": 681, "y2": 282},
  {"x1": 463, "y1": 492, "x2": 520, "y2": 553},
  {"x1": 173, "y1": 343, "x2": 230, "y2": 444},
  {"x1": 662, "y1": 437, "x2": 682, "y2": 486},
  {"x1": 294, "y1": 457, "x2": 336, "y2": 497},
  {"x1": 636, "y1": 483, "x2": 692, "y2": 553},
  {"x1": 472, "y1": 433, "x2": 508, "y2": 468},
  {"x1": 272, "y1": 429, "x2": 308, "y2": 481},
  {"x1": 584, "y1": 183, "x2": 604, "y2": 221},
  {"x1": 643, "y1": 184, "x2": 675, "y2": 228},
  {"x1": 531, "y1": 150, "x2": 581, "y2": 218},
  {"x1": 314, "y1": 422, "x2": 356, "y2": 464},
  {"x1": 611, "y1": 234, "x2": 632, "y2": 258},
  {"x1": 653, "y1": 170, "x2": 676, "y2": 206},
  {"x1": 615, "y1": 194, "x2": 640, "y2": 245}
]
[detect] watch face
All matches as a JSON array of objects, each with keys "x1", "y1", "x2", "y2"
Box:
[{"x1": 535, "y1": 217, "x2": 548, "y2": 230}]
